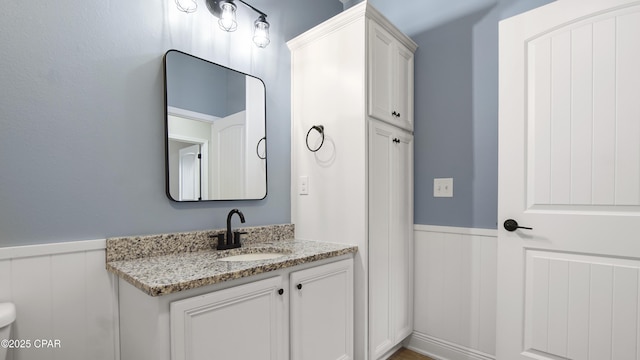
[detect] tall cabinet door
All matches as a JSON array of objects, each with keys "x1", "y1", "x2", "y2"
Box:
[
  {"x1": 369, "y1": 121, "x2": 394, "y2": 359},
  {"x1": 368, "y1": 120, "x2": 414, "y2": 359},
  {"x1": 391, "y1": 130, "x2": 413, "y2": 343},
  {"x1": 290, "y1": 259, "x2": 354, "y2": 360},
  {"x1": 170, "y1": 277, "x2": 286, "y2": 360}
]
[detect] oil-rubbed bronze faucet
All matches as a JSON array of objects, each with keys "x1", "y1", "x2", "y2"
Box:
[{"x1": 216, "y1": 209, "x2": 246, "y2": 250}]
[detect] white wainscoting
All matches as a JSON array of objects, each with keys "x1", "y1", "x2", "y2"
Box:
[
  {"x1": 407, "y1": 225, "x2": 498, "y2": 360},
  {"x1": 0, "y1": 240, "x2": 119, "y2": 360}
]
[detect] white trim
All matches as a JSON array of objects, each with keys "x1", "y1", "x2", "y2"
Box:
[
  {"x1": 168, "y1": 106, "x2": 219, "y2": 123},
  {"x1": 413, "y1": 224, "x2": 498, "y2": 238},
  {"x1": 407, "y1": 331, "x2": 495, "y2": 360},
  {"x1": 0, "y1": 239, "x2": 106, "y2": 260}
]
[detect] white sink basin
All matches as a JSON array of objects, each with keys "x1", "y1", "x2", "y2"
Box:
[{"x1": 218, "y1": 252, "x2": 286, "y2": 262}]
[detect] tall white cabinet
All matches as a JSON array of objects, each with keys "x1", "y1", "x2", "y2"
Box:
[{"x1": 288, "y1": 3, "x2": 416, "y2": 359}]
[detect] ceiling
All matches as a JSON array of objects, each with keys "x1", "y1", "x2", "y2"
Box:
[{"x1": 366, "y1": 0, "x2": 498, "y2": 35}]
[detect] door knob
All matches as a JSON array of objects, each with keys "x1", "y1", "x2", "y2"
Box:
[{"x1": 503, "y1": 219, "x2": 532, "y2": 232}]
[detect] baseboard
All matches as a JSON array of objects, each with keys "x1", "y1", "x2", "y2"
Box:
[{"x1": 406, "y1": 332, "x2": 495, "y2": 360}]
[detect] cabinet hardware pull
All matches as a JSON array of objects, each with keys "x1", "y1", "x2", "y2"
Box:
[
  {"x1": 297, "y1": 284, "x2": 303, "y2": 290},
  {"x1": 278, "y1": 288, "x2": 284, "y2": 295}
]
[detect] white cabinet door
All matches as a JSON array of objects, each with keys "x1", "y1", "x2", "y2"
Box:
[
  {"x1": 368, "y1": 121, "x2": 394, "y2": 358},
  {"x1": 368, "y1": 120, "x2": 413, "y2": 359},
  {"x1": 391, "y1": 130, "x2": 413, "y2": 343},
  {"x1": 290, "y1": 259, "x2": 354, "y2": 360},
  {"x1": 393, "y1": 44, "x2": 414, "y2": 131},
  {"x1": 170, "y1": 276, "x2": 286, "y2": 360},
  {"x1": 368, "y1": 21, "x2": 414, "y2": 131},
  {"x1": 369, "y1": 21, "x2": 395, "y2": 125}
]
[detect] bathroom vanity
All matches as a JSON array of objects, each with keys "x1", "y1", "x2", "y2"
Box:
[{"x1": 106, "y1": 225, "x2": 356, "y2": 360}]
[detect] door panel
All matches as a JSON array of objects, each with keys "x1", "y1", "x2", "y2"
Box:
[
  {"x1": 498, "y1": 1, "x2": 640, "y2": 359},
  {"x1": 524, "y1": 250, "x2": 640, "y2": 359},
  {"x1": 527, "y1": 3, "x2": 640, "y2": 208}
]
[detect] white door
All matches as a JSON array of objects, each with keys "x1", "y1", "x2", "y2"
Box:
[
  {"x1": 498, "y1": 1, "x2": 640, "y2": 359},
  {"x1": 178, "y1": 144, "x2": 200, "y2": 201}
]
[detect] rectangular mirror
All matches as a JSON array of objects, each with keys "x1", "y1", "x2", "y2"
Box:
[{"x1": 164, "y1": 50, "x2": 267, "y2": 201}]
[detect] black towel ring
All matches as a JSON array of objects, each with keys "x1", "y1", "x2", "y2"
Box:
[
  {"x1": 306, "y1": 125, "x2": 325, "y2": 152},
  {"x1": 256, "y1": 137, "x2": 266, "y2": 160}
]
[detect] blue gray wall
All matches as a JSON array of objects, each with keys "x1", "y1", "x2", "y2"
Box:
[
  {"x1": 0, "y1": 0, "x2": 342, "y2": 246},
  {"x1": 410, "y1": 0, "x2": 554, "y2": 229}
]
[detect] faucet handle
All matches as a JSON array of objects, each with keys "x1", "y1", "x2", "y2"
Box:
[
  {"x1": 233, "y1": 231, "x2": 248, "y2": 245},
  {"x1": 213, "y1": 233, "x2": 227, "y2": 250}
]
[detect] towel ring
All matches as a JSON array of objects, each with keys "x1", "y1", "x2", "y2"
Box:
[
  {"x1": 306, "y1": 125, "x2": 325, "y2": 152},
  {"x1": 256, "y1": 137, "x2": 266, "y2": 160}
]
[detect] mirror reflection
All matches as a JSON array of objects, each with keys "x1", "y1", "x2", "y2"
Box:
[{"x1": 164, "y1": 50, "x2": 267, "y2": 201}]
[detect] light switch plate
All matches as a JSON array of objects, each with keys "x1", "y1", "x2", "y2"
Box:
[
  {"x1": 434, "y1": 178, "x2": 453, "y2": 197},
  {"x1": 299, "y1": 176, "x2": 309, "y2": 195}
]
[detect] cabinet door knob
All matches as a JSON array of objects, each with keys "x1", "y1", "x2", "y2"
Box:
[
  {"x1": 278, "y1": 288, "x2": 284, "y2": 295},
  {"x1": 392, "y1": 111, "x2": 398, "y2": 117},
  {"x1": 296, "y1": 284, "x2": 303, "y2": 290}
]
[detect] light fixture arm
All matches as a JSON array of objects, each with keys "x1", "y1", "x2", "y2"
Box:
[
  {"x1": 236, "y1": 0, "x2": 266, "y2": 18},
  {"x1": 205, "y1": 0, "x2": 266, "y2": 19},
  {"x1": 200, "y1": 0, "x2": 270, "y2": 47}
]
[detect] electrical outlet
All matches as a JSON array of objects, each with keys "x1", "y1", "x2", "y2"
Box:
[
  {"x1": 433, "y1": 178, "x2": 453, "y2": 197},
  {"x1": 299, "y1": 176, "x2": 309, "y2": 195}
]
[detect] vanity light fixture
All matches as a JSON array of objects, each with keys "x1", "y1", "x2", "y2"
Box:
[
  {"x1": 252, "y1": 14, "x2": 270, "y2": 48},
  {"x1": 175, "y1": 0, "x2": 271, "y2": 48},
  {"x1": 218, "y1": 1, "x2": 237, "y2": 32}
]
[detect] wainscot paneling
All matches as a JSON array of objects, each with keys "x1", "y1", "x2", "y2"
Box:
[
  {"x1": 407, "y1": 225, "x2": 497, "y2": 360},
  {"x1": 0, "y1": 240, "x2": 119, "y2": 360}
]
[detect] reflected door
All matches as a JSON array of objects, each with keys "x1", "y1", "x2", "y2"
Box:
[
  {"x1": 178, "y1": 144, "x2": 201, "y2": 201},
  {"x1": 211, "y1": 113, "x2": 246, "y2": 199}
]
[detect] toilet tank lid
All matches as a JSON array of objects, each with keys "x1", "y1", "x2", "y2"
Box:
[{"x1": 0, "y1": 303, "x2": 16, "y2": 327}]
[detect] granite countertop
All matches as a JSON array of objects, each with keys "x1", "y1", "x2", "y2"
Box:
[{"x1": 107, "y1": 238, "x2": 357, "y2": 296}]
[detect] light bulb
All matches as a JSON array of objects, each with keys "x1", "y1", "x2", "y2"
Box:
[
  {"x1": 218, "y1": 1, "x2": 237, "y2": 32},
  {"x1": 175, "y1": 0, "x2": 197, "y2": 13},
  {"x1": 253, "y1": 15, "x2": 270, "y2": 48}
]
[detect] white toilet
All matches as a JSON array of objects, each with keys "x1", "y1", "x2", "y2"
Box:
[{"x1": 0, "y1": 303, "x2": 16, "y2": 360}]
